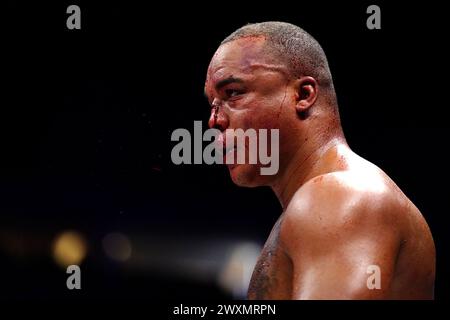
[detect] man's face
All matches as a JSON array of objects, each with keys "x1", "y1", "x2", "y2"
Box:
[{"x1": 204, "y1": 37, "x2": 296, "y2": 187}]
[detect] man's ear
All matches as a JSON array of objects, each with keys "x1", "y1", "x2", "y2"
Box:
[{"x1": 294, "y1": 76, "x2": 318, "y2": 119}]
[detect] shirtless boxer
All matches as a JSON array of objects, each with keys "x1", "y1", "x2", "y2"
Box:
[{"x1": 204, "y1": 22, "x2": 435, "y2": 299}]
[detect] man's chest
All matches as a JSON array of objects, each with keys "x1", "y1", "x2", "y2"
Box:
[{"x1": 247, "y1": 218, "x2": 293, "y2": 299}]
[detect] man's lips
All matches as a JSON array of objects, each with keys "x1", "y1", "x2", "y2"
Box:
[
  {"x1": 216, "y1": 132, "x2": 250, "y2": 166},
  {"x1": 223, "y1": 146, "x2": 236, "y2": 163},
  {"x1": 215, "y1": 134, "x2": 236, "y2": 163}
]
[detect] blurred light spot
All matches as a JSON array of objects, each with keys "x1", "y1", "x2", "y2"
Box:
[
  {"x1": 53, "y1": 231, "x2": 87, "y2": 268},
  {"x1": 102, "y1": 232, "x2": 132, "y2": 262},
  {"x1": 218, "y1": 242, "x2": 261, "y2": 299}
]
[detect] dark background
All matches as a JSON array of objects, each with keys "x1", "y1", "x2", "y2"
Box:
[{"x1": 2, "y1": 0, "x2": 449, "y2": 302}]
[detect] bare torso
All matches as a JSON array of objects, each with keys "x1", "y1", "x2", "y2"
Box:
[{"x1": 248, "y1": 146, "x2": 435, "y2": 299}]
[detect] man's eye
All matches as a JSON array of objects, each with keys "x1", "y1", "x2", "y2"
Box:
[{"x1": 225, "y1": 89, "x2": 243, "y2": 98}]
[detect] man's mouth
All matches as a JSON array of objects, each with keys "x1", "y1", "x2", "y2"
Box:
[
  {"x1": 216, "y1": 134, "x2": 236, "y2": 164},
  {"x1": 223, "y1": 145, "x2": 236, "y2": 164}
]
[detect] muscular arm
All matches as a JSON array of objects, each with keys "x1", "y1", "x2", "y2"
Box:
[{"x1": 280, "y1": 174, "x2": 403, "y2": 299}]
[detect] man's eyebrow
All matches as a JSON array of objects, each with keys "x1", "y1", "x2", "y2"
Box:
[
  {"x1": 204, "y1": 76, "x2": 245, "y2": 103},
  {"x1": 215, "y1": 76, "x2": 244, "y2": 91}
]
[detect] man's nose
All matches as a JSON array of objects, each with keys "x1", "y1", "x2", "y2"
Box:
[{"x1": 208, "y1": 103, "x2": 229, "y2": 131}]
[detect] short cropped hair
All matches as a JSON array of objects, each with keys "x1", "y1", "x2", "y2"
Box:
[{"x1": 222, "y1": 22, "x2": 335, "y2": 98}]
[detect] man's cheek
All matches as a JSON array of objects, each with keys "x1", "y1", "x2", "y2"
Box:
[
  {"x1": 257, "y1": 111, "x2": 281, "y2": 130},
  {"x1": 241, "y1": 108, "x2": 279, "y2": 130}
]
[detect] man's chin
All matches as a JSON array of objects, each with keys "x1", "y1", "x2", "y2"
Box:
[{"x1": 228, "y1": 163, "x2": 265, "y2": 187}]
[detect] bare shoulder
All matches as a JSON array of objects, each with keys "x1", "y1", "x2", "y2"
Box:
[
  {"x1": 276, "y1": 169, "x2": 405, "y2": 298},
  {"x1": 277, "y1": 156, "x2": 435, "y2": 299},
  {"x1": 287, "y1": 168, "x2": 406, "y2": 219},
  {"x1": 280, "y1": 168, "x2": 414, "y2": 250}
]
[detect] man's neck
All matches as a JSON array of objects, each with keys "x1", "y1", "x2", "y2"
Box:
[{"x1": 271, "y1": 135, "x2": 348, "y2": 210}]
